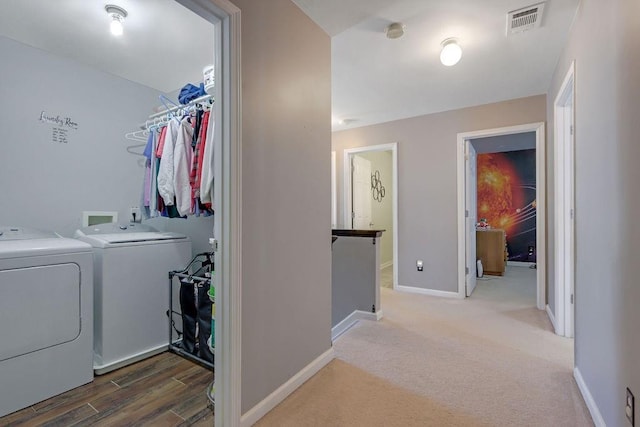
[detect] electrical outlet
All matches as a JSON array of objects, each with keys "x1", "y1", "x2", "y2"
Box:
[
  {"x1": 627, "y1": 388, "x2": 635, "y2": 426},
  {"x1": 416, "y1": 260, "x2": 423, "y2": 272}
]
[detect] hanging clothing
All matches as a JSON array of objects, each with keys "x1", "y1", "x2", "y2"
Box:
[
  {"x1": 174, "y1": 116, "x2": 195, "y2": 216},
  {"x1": 190, "y1": 110, "x2": 210, "y2": 207},
  {"x1": 140, "y1": 130, "x2": 155, "y2": 220},
  {"x1": 157, "y1": 119, "x2": 180, "y2": 206},
  {"x1": 199, "y1": 111, "x2": 215, "y2": 205},
  {"x1": 149, "y1": 131, "x2": 160, "y2": 217},
  {"x1": 155, "y1": 126, "x2": 168, "y2": 159}
]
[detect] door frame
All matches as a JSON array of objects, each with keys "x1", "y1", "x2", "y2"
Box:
[
  {"x1": 344, "y1": 143, "x2": 398, "y2": 288},
  {"x1": 465, "y1": 141, "x2": 478, "y2": 296},
  {"x1": 456, "y1": 122, "x2": 546, "y2": 309},
  {"x1": 177, "y1": 0, "x2": 242, "y2": 425},
  {"x1": 553, "y1": 61, "x2": 576, "y2": 338}
]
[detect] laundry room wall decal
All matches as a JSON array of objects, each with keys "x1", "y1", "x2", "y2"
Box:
[{"x1": 39, "y1": 111, "x2": 79, "y2": 144}]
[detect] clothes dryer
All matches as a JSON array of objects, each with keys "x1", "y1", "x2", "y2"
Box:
[
  {"x1": 75, "y1": 223, "x2": 191, "y2": 374},
  {"x1": 0, "y1": 226, "x2": 93, "y2": 417}
]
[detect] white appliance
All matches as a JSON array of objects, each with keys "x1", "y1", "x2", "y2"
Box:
[
  {"x1": 75, "y1": 223, "x2": 191, "y2": 374},
  {"x1": 0, "y1": 226, "x2": 94, "y2": 418}
]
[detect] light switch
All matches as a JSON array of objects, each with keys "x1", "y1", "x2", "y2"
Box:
[{"x1": 416, "y1": 260, "x2": 423, "y2": 271}]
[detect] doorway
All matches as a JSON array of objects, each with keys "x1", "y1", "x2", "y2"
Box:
[
  {"x1": 177, "y1": 1, "x2": 242, "y2": 425},
  {"x1": 457, "y1": 123, "x2": 546, "y2": 310},
  {"x1": 553, "y1": 61, "x2": 576, "y2": 338},
  {"x1": 343, "y1": 143, "x2": 398, "y2": 289}
]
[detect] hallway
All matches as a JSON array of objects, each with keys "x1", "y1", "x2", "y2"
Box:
[{"x1": 259, "y1": 266, "x2": 592, "y2": 426}]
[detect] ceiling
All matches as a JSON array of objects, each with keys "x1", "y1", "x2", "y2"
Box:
[
  {"x1": 0, "y1": 0, "x2": 214, "y2": 93},
  {"x1": 293, "y1": 0, "x2": 580, "y2": 131},
  {"x1": 0, "y1": 1, "x2": 578, "y2": 129}
]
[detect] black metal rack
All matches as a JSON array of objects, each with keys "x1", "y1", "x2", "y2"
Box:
[
  {"x1": 167, "y1": 271, "x2": 214, "y2": 369},
  {"x1": 168, "y1": 251, "x2": 215, "y2": 371}
]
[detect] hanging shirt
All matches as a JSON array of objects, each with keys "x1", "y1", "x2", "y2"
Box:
[
  {"x1": 142, "y1": 131, "x2": 154, "y2": 207},
  {"x1": 149, "y1": 131, "x2": 160, "y2": 217},
  {"x1": 157, "y1": 118, "x2": 180, "y2": 206},
  {"x1": 174, "y1": 116, "x2": 195, "y2": 216},
  {"x1": 138, "y1": 130, "x2": 154, "y2": 220},
  {"x1": 155, "y1": 126, "x2": 168, "y2": 158},
  {"x1": 199, "y1": 111, "x2": 215, "y2": 205},
  {"x1": 191, "y1": 110, "x2": 210, "y2": 204}
]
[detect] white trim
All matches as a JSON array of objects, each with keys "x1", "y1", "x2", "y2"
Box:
[
  {"x1": 240, "y1": 348, "x2": 335, "y2": 427},
  {"x1": 545, "y1": 304, "x2": 558, "y2": 334},
  {"x1": 343, "y1": 143, "x2": 399, "y2": 290},
  {"x1": 553, "y1": 60, "x2": 576, "y2": 338},
  {"x1": 380, "y1": 260, "x2": 393, "y2": 270},
  {"x1": 507, "y1": 261, "x2": 536, "y2": 268},
  {"x1": 331, "y1": 151, "x2": 337, "y2": 228},
  {"x1": 396, "y1": 285, "x2": 463, "y2": 299},
  {"x1": 177, "y1": 1, "x2": 242, "y2": 425},
  {"x1": 574, "y1": 367, "x2": 607, "y2": 427},
  {"x1": 331, "y1": 310, "x2": 380, "y2": 341},
  {"x1": 457, "y1": 122, "x2": 546, "y2": 309},
  {"x1": 94, "y1": 344, "x2": 167, "y2": 375}
]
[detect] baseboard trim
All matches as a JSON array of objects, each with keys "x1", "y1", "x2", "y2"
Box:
[
  {"x1": 507, "y1": 261, "x2": 536, "y2": 268},
  {"x1": 545, "y1": 304, "x2": 558, "y2": 334},
  {"x1": 380, "y1": 261, "x2": 393, "y2": 270},
  {"x1": 240, "y1": 348, "x2": 335, "y2": 427},
  {"x1": 331, "y1": 310, "x2": 380, "y2": 341},
  {"x1": 94, "y1": 344, "x2": 167, "y2": 375},
  {"x1": 396, "y1": 285, "x2": 463, "y2": 299},
  {"x1": 574, "y1": 367, "x2": 606, "y2": 427}
]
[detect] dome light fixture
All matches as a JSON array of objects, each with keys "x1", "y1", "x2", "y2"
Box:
[
  {"x1": 440, "y1": 38, "x2": 462, "y2": 66},
  {"x1": 105, "y1": 5, "x2": 128, "y2": 37},
  {"x1": 385, "y1": 22, "x2": 405, "y2": 39}
]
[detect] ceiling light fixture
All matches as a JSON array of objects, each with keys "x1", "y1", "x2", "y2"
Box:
[
  {"x1": 440, "y1": 38, "x2": 462, "y2": 66},
  {"x1": 385, "y1": 22, "x2": 405, "y2": 39},
  {"x1": 105, "y1": 5, "x2": 128, "y2": 37}
]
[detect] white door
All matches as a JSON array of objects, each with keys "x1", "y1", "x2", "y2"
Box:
[
  {"x1": 352, "y1": 155, "x2": 372, "y2": 229},
  {"x1": 465, "y1": 142, "x2": 478, "y2": 296},
  {"x1": 554, "y1": 63, "x2": 575, "y2": 338},
  {"x1": 564, "y1": 96, "x2": 575, "y2": 337}
]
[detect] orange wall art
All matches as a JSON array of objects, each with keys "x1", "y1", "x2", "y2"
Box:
[{"x1": 477, "y1": 149, "x2": 536, "y2": 262}]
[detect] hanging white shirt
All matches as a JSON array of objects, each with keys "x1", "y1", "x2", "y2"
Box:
[
  {"x1": 200, "y1": 111, "x2": 215, "y2": 204},
  {"x1": 174, "y1": 117, "x2": 195, "y2": 216},
  {"x1": 157, "y1": 118, "x2": 180, "y2": 206}
]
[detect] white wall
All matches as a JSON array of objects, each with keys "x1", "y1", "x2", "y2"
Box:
[
  {"x1": 358, "y1": 151, "x2": 393, "y2": 267},
  {"x1": 0, "y1": 35, "x2": 215, "y2": 257},
  {"x1": 333, "y1": 95, "x2": 546, "y2": 293},
  {"x1": 546, "y1": 0, "x2": 640, "y2": 425},
  {"x1": 0, "y1": 36, "x2": 159, "y2": 237}
]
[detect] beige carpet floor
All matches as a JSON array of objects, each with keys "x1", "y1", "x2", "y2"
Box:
[{"x1": 257, "y1": 267, "x2": 593, "y2": 426}]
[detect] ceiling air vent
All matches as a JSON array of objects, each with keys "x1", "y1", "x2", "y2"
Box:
[{"x1": 507, "y1": 2, "x2": 545, "y2": 35}]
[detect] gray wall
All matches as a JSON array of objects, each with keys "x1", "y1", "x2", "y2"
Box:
[
  {"x1": 546, "y1": 0, "x2": 640, "y2": 425},
  {"x1": 358, "y1": 151, "x2": 393, "y2": 266},
  {"x1": 234, "y1": 0, "x2": 332, "y2": 413},
  {"x1": 471, "y1": 131, "x2": 536, "y2": 154},
  {"x1": 331, "y1": 235, "x2": 379, "y2": 327},
  {"x1": 333, "y1": 95, "x2": 546, "y2": 293}
]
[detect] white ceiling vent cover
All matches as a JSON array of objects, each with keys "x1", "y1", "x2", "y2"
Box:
[{"x1": 507, "y1": 2, "x2": 545, "y2": 35}]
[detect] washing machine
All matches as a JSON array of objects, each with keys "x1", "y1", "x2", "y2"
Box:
[
  {"x1": 75, "y1": 223, "x2": 192, "y2": 374},
  {"x1": 0, "y1": 226, "x2": 94, "y2": 418}
]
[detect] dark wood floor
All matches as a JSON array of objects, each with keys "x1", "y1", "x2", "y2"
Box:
[{"x1": 0, "y1": 352, "x2": 213, "y2": 426}]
